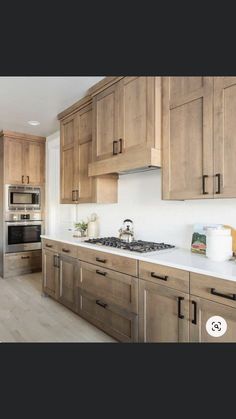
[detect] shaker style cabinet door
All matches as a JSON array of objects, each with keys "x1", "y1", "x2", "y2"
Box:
[
  {"x1": 139, "y1": 279, "x2": 189, "y2": 342},
  {"x1": 74, "y1": 103, "x2": 94, "y2": 203},
  {"x1": 4, "y1": 138, "x2": 25, "y2": 184},
  {"x1": 42, "y1": 249, "x2": 59, "y2": 299},
  {"x1": 58, "y1": 255, "x2": 78, "y2": 311},
  {"x1": 190, "y1": 296, "x2": 236, "y2": 342},
  {"x1": 24, "y1": 141, "x2": 45, "y2": 185},
  {"x1": 92, "y1": 83, "x2": 119, "y2": 161},
  {"x1": 60, "y1": 115, "x2": 77, "y2": 203},
  {"x1": 162, "y1": 77, "x2": 214, "y2": 199},
  {"x1": 118, "y1": 77, "x2": 159, "y2": 154},
  {"x1": 213, "y1": 77, "x2": 236, "y2": 198}
]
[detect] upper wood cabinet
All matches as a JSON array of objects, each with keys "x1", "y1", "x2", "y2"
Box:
[
  {"x1": 88, "y1": 76, "x2": 162, "y2": 176},
  {"x1": 213, "y1": 77, "x2": 236, "y2": 198},
  {"x1": 162, "y1": 76, "x2": 236, "y2": 200},
  {"x1": 58, "y1": 96, "x2": 118, "y2": 204},
  {"x1": 1, "y1": 131, "x2": 45, "y2": 185}
]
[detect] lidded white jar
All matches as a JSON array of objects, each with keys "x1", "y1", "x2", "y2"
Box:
[{"x1": 206, "y1": 227, "x2": 232, "y2": 262}]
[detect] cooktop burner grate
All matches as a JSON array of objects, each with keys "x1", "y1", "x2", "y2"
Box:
[{"x1": 84, "y1": 237, "x2": 175, "y2": 253}]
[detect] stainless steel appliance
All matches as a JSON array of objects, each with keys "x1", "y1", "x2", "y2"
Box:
[
  {"x1": 4, "y1": 212, "x2": 44, "y2": 253},
  {"x1": 85, "y1": 237, "x2": 175, "y2": 253},
  {"x1": 5, "y1": 185, "x2": 41, "y2": 211}
]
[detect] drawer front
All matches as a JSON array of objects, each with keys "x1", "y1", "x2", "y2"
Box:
[
  {"x1": 139, "y1": 261, "x2": 189, "y2": 293},
  {"x1": 4, "y1": 250, "x2": 42, "y2": 278},
  {"x1": 78, "y1": 261, "x2": 138, "y2": 314},
  {"x1": 190, "y1": 272, "x2": 236, "y2": 308},
  {"x1": 58, "y1": 243, "x2": 77, "y2": 258},
  {"x1": 76, "y1": 289, "x2": 138, "y2": 342},
  {"x1": 42, "y1": 239, "x2": 59, "y2": 252},
  {"x1": 78, "y1": 247, "x2": 138, "y2": 276}
]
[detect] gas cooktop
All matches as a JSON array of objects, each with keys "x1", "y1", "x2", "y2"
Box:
[{"x1": 84, "y1": 237, "x2": 175, "y2": 253}]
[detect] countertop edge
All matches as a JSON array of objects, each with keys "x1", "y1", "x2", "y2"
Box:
[{"x1": 40, "y1": 235, "x2": 236, "y2": 283}]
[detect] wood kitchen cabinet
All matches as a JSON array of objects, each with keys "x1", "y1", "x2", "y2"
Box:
[
  {"x1": 58, "y1": 96, "x2": 118, "y2": 204},
  {"x1": 58, "y1": 254, "x2": 78, "y2": 311},
  {"x1": 213, "y1": 77, "x2": 236, "y2": 198},
  {"x1": 2, "y1": 131, "x2": 45, "y2": 185},
  {"x1": 139, "y1": 279, "x2": 189, "y2": 342},
  {"x1": 88, "y1": 76, "x2": 161, "y2": 176},
  {"x1": 162, "y1": 76, "x2": 236, "y2": 200},
  {"x1": 42, "y1": 249, "x2": 59, "y2": 299},
  {"x1": 190, "y1": 297, "x2": 236, "y2": 342}
]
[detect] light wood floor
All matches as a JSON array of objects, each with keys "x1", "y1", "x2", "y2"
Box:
[{"x1": 0, "y1": 272, "x2": 115, "y2": 343}]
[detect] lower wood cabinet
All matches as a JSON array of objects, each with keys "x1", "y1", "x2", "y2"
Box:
[
  {"x1": 139, "y1": 279, "x2": 189, "y2": 342},
  {"x1": 42, "y1": 249, "x2": 59, "y2": 299},
  {"x1": 190, "y1": 296, "x2": 236, "y2": 342},
  {"x1": 76, "y1": 289, "x2": 138, "y2": 342},
  {"x1": 58, "y1": 254, "x2": 78, "y2": 311},
  {"x1": 4, "y1": 250, "x2": 42, "y2": 278}
]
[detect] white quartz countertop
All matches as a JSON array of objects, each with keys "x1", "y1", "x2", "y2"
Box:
[{"x1": 41, "y1": 233, "x2": 236, "y2": 283}]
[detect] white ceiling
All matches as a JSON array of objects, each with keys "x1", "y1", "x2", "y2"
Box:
[{"x1": 0, "y1": 77, "x2": 104, "y2": 137}]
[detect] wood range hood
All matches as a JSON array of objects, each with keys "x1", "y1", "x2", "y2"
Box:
[
  {"x1": 88, "y1": 145, "x2": 161, "y2": 176},
  {"x1": 87, "y1": 76, "x2": 162, "y2": 177}
]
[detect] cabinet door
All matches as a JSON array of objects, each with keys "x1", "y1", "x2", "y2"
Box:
[
  {"x1": 190, "y1": 296, "x2": 236, "y2": 342},
  {"x1": 118, "y1": 77, "x2": 159, "y2": 154},
  {"x1": 74, "y1": 104, "x2": 94, "y2": 203},
  {"x1": 24, "y1": 141, "x2": 45, "y2": 185},
  {"x1": 93, "y1": 83, "x2": 119, "y2": 161},
  {"x1": 4, "y1": 138, "x2": 25, "y2": 184},
  {"x1": 139, "y1": 279, "x2": 189, "y2": 342},
  {"x1": 162, "y1": 77, "x2": 214, "y2": 199},
  {"x1": 58, "y1": 255, "x2": 77, "y2": 311},
  {"x1": 42, "y1": 250, "x2": 59, "y2": 299},
  {"x1": 60, "y1": 115, "x2": 76, "y2": 203},
  {"x1": 214, "y1": 77, "x2": 236, "y2": 198}
]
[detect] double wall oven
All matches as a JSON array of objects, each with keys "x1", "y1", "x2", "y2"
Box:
[{"x1": 4, "y1": 185, "x2": 44, "y2": 253}]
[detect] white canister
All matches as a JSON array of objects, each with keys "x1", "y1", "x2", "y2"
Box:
[
  {"x1": 87, "y1": 213, "x2": 99, "y2": 239},
  {"x1": 206, "y1": 228, "x2": 232, "y2": 262}
]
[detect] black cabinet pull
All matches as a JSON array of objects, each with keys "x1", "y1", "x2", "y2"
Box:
[
  {"x1": 191, "y1": 301, "x2": 197, "y2": 325},
  {"x1": 96, "y1": 300, "x2": 108, "y2": 309},
  {"x1": 53, "y1": 255, "x2": 58, "y2": 267},
  {"x1": 202, "y1": 175, "x2": 209, "y2": 195},
  {"x1": 151, "y1": 272, "x2": 168, "y2": 281},
  {"x1": 96, "y1": 269, "x2": 107, "y2": 276},
  {"x1": 22, "y1": 175, "x2": 25, "y2": 184},
  {"x1": 76, "y1": 190, "x2": 79, "y2": 201},
  {"x1": 21, "y1": 256, "x2": 30, "y2": 259},
  {"x1": 62, "y1": 248, "x2": 70, "y2": 253},
  {"x1": 113, "y1": 140, "x2": 118, "y2": 155},
  {"x1": 211, "y1": 288, "x2": 236, "y2": 301},
  {"x1": 215, "y1": 173, "x2": 221, "y2": 194},
  {"x1": 46, "y1": 244, "x2": 52, "y2": 248},
  {"x1": 96, "y1": 257, "x2": 107, "y2": 264},
  {"x1": 119, "y1": 138, "x2": 123, "y2": 153},
  {"x1": 27, "y1": 176, "x2": 29, "y2": 184},
  {"x1": 178, "y1": 297, "x2": 184, "y2": 319},
  {"x1": 72, "y1": 190, "x2": 76, "y2": 201}
]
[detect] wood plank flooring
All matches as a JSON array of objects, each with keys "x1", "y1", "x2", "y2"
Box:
[{"x1": 0, "y1": 272, "x2": 115, "y2": 343}]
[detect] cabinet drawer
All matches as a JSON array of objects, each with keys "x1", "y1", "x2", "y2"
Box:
[
  {"x1": 76, "y1": 289, "x2": 138, "y2": 342},
  {"x1": 190, "y1": 272, "x2": 236, "y2": 308},
  {"x1": 4, "y1": 250, "x2": 42, "y2": 278},
  {"x1": 139, "y1": 261, "x2": 189, "y2": 293},
  {"x1": 42, "y1": 239, "x2": 59, "y2": 252},
  {"x1": 78, "y1": 247, "x2": 137, "y2": 276},
  {"x1": 58, "y1": 243, "x2": 77, "y2": 258},
  {"x1": 78, "y1": 261, "x2": 138, "y2": 314}
]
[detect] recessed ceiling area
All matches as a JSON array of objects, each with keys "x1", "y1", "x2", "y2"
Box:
[{"x1": 0, "y1": 77, "x2": 104, "y2": 137}]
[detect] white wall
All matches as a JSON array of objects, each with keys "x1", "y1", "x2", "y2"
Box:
[{"x1": 46, "y1": 132, "x2": 236, "y2": 249}]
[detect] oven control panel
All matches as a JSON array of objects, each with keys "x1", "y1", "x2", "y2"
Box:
[{"x1": 5, "y1": 212, "x2": 43, "y2": 221}]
